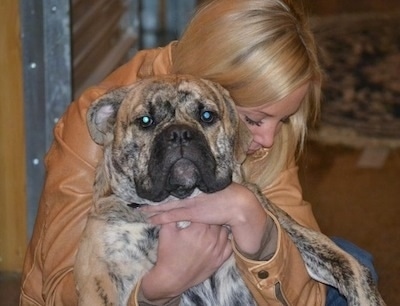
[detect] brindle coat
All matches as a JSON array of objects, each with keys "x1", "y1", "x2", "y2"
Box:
[{"x1": 74, "y1": 75, "x2": 385, "y2": 306}]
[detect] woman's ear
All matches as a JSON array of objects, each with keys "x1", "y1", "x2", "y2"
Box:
[{"x1": 86, "y1": 86, "x2": 130, "y2": 145}]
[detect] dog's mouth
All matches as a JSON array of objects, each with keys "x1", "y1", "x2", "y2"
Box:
[{"x1": 166, "y1": 158, "x2": 200, "y2": 199}]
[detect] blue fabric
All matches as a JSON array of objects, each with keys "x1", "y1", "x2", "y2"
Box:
[{"x1": 325, "y1": 237, "x2": 378, "y2": 306}]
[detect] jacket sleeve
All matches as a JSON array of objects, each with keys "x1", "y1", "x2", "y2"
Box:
[
  {"x1": 19, "y1": 85, "x2": 106, "y2": 306},
  {"x1": 233, "y1": 158, "x2": 327, "y2": 305},
  {"x1": 20, "y1": 46, "x2": 173, "y2": 306}
]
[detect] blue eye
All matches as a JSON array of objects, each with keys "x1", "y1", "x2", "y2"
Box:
[
  {"x1": 138, "y1": 115, "x2": 154, "y2": 128},
  {"x1": 200, "y1": 110, "x2": 215, "y2": 123}
]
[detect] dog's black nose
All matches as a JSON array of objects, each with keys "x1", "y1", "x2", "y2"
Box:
[{"x1": 166, "y1": 124, "x2": 194, "y2": 145}]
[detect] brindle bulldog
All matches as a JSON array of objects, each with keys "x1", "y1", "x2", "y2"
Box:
[{"x1": 74, "y1": 75, "x2": 385, "y2": 306}]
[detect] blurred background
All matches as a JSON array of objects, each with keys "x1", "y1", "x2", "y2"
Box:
[{"x1": 1, "y1": 0, "x2": 399, "y2": 305}]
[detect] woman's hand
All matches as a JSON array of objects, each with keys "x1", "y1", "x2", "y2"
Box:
[
  {"x1": 140, "y1": 222, "x2": 232, "y2": 303},
  {"x1": 141, "y1": 183, "x2": 269, "y2": 255}
]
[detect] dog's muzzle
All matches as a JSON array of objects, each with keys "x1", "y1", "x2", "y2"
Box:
[{"x1": 137, "y1": 124, "x2": 232, "y2": 201}]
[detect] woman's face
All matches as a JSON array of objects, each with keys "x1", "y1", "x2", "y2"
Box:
[{"x1": 236, "y1": 83, "x2": 309, "y2": 154}]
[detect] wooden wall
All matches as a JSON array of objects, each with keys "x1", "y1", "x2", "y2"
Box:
[
  {"x1": 0, "y1": 0, "x2": 27, "y2": 271},
  {"x1": 72, "y1": 0, "x2": 138, "y2": 98},
  {"x1": 0, "y1": 0, "x2": 136, "y2": 272}
]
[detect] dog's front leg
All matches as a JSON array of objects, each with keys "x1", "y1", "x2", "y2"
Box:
[
  {"x1": 75, "y1": 218, "x2": 121, "y2": 306},
  {"x1": 76, "y1": 216, "x2": 159, "y2": 306}
]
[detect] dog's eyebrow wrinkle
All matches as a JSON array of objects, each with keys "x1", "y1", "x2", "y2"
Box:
[
  {"x1": 178, "y1": 89, "x2": 195, "y2": 102},
  {"x1": 149, "y1": 98, "x2": 173, "y2": 115}
]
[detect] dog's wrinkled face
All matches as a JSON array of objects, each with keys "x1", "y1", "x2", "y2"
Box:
[{"x1": 87, "y1": 75, "x2": 248, "y2": 204}]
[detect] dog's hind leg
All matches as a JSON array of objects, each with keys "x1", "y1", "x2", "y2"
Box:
[{"x1": 246, "y1": 184, "x2": 386, "y2": 306}]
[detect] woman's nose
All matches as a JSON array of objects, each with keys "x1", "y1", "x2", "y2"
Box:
[{"x1": 253, "y1": 124, "x2": 277, "y2": 149}]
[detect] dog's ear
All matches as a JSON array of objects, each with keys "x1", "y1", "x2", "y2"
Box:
[
  {"x1": 211, "y1": 82, "x2": 252, "y2": 164},
  {"x1": 234, "y1": 120, "x2": 253, "y2": 164},
  {"x1": 86, "y1": 87, "x2": 130, "y2": 145}
]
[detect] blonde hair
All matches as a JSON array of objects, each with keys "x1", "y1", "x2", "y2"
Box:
[{"x1": 172, "y1": 0, "x2": 322, "y2": 188}]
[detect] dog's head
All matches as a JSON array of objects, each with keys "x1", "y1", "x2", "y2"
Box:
[{"x1": 87, "y1": 75, "x2": 251, "y2": 204}]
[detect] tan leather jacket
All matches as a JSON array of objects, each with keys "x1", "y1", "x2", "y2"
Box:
[{"x1": 20, "y1": 42, "x2": 326, "y2": 306}]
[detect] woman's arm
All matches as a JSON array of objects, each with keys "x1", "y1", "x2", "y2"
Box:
[
  {"x1": 144, "y1": 183, "x2": 269, "y2": 255},
  {"x1": 235, "y1": 159, "x2": 327, "y2": 305}
]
